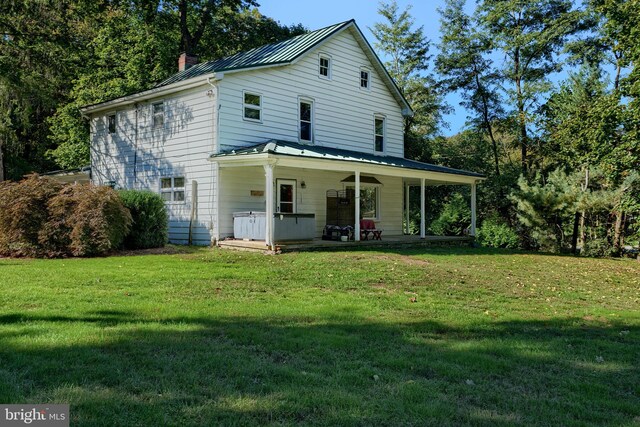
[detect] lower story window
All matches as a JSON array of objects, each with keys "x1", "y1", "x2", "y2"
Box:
[
  {"x1": 347, "y1": 185, "x2": 379, "y2": 219},
  {"x1": 160, "y1": 176, "x2": 185, "y2": 202}
]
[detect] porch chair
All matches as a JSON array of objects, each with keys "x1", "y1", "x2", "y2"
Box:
[{"x1": 360, "y1": 219, "x2": 382, "y2": 241}]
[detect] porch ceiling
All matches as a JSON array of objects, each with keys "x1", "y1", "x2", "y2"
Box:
[{"x1": 210, "y1": 140, "x2": 485, "y2": 185}]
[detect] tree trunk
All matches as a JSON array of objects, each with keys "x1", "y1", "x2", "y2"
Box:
[
  {"x1": 0, "y1": 139, "x2": 4, "y2": 182},
  {"x1": 579, "y1": 211, "x2": 586, "y2": 251},
  {"x1": 179, "y1": 0, "x2": 215, "y2": 55},
  {"x1": 621, "y1": 212, "x2": 629, "y2": 248},
  {"x1": 514, "y1": 48, "x2": 527, "y2": 174},
  {"x1": 614, "y1": 52, "x2": 622, "y2": 92},
  {"x1": 571, "y1": 212, "x2": 580, "y2": 254},
  {"x1": 475, "y1": 72, "x2": 500, "y2": 177},
  {"x1": 179, "y1": 0, "x2": 192, "y2": 54},
  {"x1": 613, "y1": 211, "x2": 624, "y2": 256}
]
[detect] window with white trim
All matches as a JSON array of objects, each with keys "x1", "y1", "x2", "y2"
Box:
[
  {"x1": 360, "y1": 68, "x2": 370, "y2": 89},
  {"x1": 319, "y1": 54, "x2": 331, "y2": 79},
  {"x1": 346, "y1": 185, "x2": 380, "y2": 220},
  {"x1": 374, "y1": 116, "x2": 385, "y2": 152},
  {"x1": 152, "y1": 101, "x2": 164, "y2": 128},
  {"x1": 160, "y1": 176, "x2": 185, "y2": 202},
  {"x1": 299, "y1": 99, "x2": 313, "y2": 142},
  {"x1": 108, "y1": 113, "x2": 116, "y2": 134},
  {"x1": 243, "y1": 91, "x2": 262, "y2": 122}
]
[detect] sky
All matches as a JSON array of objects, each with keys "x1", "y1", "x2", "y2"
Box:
[{"x1": 258, "y1": 0, "x2": 474, "y2": 135}]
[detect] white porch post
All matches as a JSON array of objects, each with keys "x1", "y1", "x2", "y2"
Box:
[
  {"x1": 354, "y1": 170, "x2": 361, "y2": 241},
  {"x1": 264, "y1": 164, "x2": 275, "y2": 249},
  {"x1": 420, "y1": 178, "x2": 426, "y2": 239},
  {"x1": 405, "y1": 182, "x2": 410, "y2": 235},
  {"x1": 470, "y1": 182, "x2": 477, "y2": 237}
]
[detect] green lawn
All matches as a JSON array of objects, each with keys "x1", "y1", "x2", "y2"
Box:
[{"x1": 0, "y1": 247, "x2": 638, "y2": 426}]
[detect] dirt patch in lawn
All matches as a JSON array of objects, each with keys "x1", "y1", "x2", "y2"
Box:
[{"x1": 352, "y1": 253, "x2": 431, "y2": 266}]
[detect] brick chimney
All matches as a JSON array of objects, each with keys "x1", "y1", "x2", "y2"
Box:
[{"x1": 178, "y1": 53, "x2": 198, "y2": 72}]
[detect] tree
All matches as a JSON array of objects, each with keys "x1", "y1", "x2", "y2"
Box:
[
  {"x1": 47, "y1": 4, "x2": 180, "y2": 169},
  {"x1": 476, "y1": 0, "x2": 586, "y2": 174},
  {"x1": 437, "y1": 0, "x2": 503, "y2": 177},
  {"x1": 541, "y1": 0, "x2": 640, "y2": 254},
  {"x1": 46, "y1": 1, "x2": 305, "y2": 170},
  {"x1": 371, "y1": 0, "x2": 445, "y2": 162},
  {"x1": 0, "y1": 0, "x2": 98, "y2": 180}
]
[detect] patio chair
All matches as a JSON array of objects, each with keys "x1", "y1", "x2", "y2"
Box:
[{"x1": 360, "y1": 219, "x2": 382, "y2": 240}]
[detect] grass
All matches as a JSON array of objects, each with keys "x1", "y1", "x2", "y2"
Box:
[{"x1": 0, "y1": 246, "x2": 639, "y2": 426}]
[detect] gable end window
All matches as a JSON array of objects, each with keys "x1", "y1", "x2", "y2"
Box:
[
  {"x1": 160, "y1": 176, "x2": 185, "y2": 203},
  {"x1": 152, "y1": 102, "x2": 164, "y2": 128},
  {"x1": 374, "y1": 116, "x2": 385, "y2": 152},
  {"x1": 319, "y1": 54, "x2": 331, "y2": 79},
  {"x1": 299, "y1": 99, "x2": 314, "y2": 142},
  {"x1": 360, "y1": 69, "x2": 370, "y2": 89},
  {"x1": 108, "y1": 113, "x2": 116, "y2": 134},
  {"x1": 243, "y1": 92, "x2": 262, "y2": 122}
]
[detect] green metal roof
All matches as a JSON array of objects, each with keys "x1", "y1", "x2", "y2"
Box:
[
  {"x1": 83, "y1": 19, "x2": 412, "y2": 115},
  {"x1": 156, "y1": 20, "x2": 353, "y2": 88},
  {"x1": 210, "y1": 140, "x2": 485, "y2": 179}
]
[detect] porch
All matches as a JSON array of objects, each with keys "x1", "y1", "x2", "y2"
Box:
[
  {"x1": 218, "y1": 234, "x2": 474, "y2": 254},
  {"x1": 210, "y1": 140, "x2": 485, "y2": 250}
]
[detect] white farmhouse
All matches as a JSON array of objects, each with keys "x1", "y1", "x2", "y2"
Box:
[{"x1": 82, "y1": 20, "x2": 484, "y2": 249}]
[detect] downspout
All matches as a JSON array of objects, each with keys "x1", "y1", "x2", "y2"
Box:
[
  {"x1": 206, "y1": 76, "x2": 222, "y2": 154},
  {"x1": 206, "y1": 76, "x2": 220, "y2": 244},
  {"x1": 188, "y1": 180, "x2": 198, "y2": 245},
  {"x1": 133, "y1": 103, "x2": 139, "y2": 185}
]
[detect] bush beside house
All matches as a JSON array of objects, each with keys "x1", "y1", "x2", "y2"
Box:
[
  {"x1": 44, "y1": 184, "x2": 132, "y2": 256},
  {"x1": 0, "y1": 175, "x2": 64, "y2": 257},
  {"x1": 119, "y1": 190, "x2": 168, "y2": 249},
  {"x1": 476, "y1": 218, "x2": 520, "y2": 249},
  {"x1": 0, "y1": 175, "x2": 160, "y2": 258},
  {"x1": 429, "y1": 193, "x2": 471, "y2": 236}
]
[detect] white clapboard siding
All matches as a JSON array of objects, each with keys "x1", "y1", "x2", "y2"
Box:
[
  {"x1": 217, "y1": 28, "x2": 404, "y2": 156},
  {"x1": 218, "y1": 166, "x2": 403, "y2": 238},
  {"x1": 91, "y1": 85, "x2": 217, "y2": 245},
  {"x1": 91, "y1": 26, "x2": 410, "y2": 246}
]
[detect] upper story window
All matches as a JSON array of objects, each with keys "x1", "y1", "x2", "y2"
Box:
[
  {"x1": 243, "y1": 91, "x2": 262, "y2": 122},
  {"x1": 108, "y1": 113, "x2": 116, "y2": 134},
  {"x1": 374, "y1": 116, "x2": 385, "y2": 152},
  {"x1": 160, "y1": 176, "x2": 185, "y2": 203},
  {"x1": 152, "y1": 102, "x2": 164, "y2": 128},
  {"x1": 319, "y1": 54, "x2": 331, "y2": 79},
  {"x1": 360, "y1": 68, "x2": 370, "y2": 90},
  {"x1": 299, "y1": 99, "x2": 314, "y2": 142}
]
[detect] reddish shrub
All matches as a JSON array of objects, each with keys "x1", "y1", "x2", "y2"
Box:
[
  {"x1": 0, "y1": 174, "x2": 63, "y2": 257},
  {"x1": 0, "y1": 175, "x2": 131, "y2": 258},
  {"x1": 44, "y1": 184, "x2": 132, "y2": 257}
]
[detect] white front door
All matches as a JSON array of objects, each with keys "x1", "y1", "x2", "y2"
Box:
[{"x1": 276, "y1": 179, "x2": 296, "y2": 213}]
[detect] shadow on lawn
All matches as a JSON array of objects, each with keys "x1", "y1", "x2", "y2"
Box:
[{"x1": 0, "y1": 312, "x2": 638, "y2": 426}]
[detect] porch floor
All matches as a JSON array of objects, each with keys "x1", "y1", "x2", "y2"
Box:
[{"x1": 217, "y1": 235, "x2": 474, "y2": 254}]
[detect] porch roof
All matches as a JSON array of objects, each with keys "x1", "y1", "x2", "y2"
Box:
[{"x1": 210, "y1": 140, "x2": 485, "y2": 179}]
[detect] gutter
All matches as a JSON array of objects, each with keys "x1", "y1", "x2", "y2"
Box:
[{"x1": 81, "y1": 73, "x2": 219, "y2": 115}]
